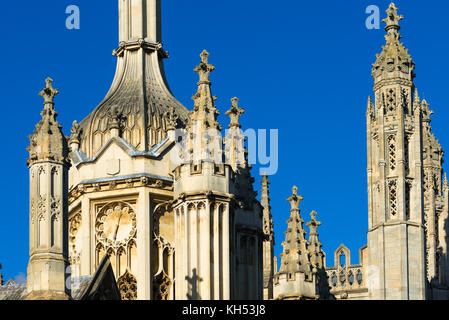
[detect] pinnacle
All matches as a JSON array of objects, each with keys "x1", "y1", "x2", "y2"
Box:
[{"x1": 414, "y1": 88, "x2": 420, "y2": 102}]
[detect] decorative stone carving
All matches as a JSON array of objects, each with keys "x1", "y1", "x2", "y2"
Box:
[
  {"x1": 117, "y1": 270, "x2": 137, "y2": 300},
  {"x1": 165, "y1": 106, "x2": 179, "y2": 131},
  {"x1": 153, "y1": 271, "x2": 171, "y2": 300},
  {"x1": 69, "y1": 213, "x2": 82, "y2": 245},
  {"x1": 27, "y1": 78, "x2": 69, "y2": 167}
]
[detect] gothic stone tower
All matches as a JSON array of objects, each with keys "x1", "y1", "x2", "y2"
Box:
[
  {"x1": 172, "y1": 51, "x2": 263, "y2": 300},
  {"x1": 64, "y1": 0, "x2": 263, "y2": 300},
  {"x1": 26, "y1": 78, "x2": 71, "y2": 300},
  {"x1": 366, "y1": 3, "x2": 449, "y2": 299},
  {"x1": 67, "y1": 0, "x2": 189, "y2": 300}
]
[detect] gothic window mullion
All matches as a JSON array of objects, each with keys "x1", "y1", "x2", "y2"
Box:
[
  {"x1": 387, "y1": 134, "x2": 397, "y2": 173},
  {"x1": 388, "y1": 179, "x2": 398, "y2": 218}
]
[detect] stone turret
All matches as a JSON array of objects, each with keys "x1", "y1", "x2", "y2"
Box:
[
  {"x1": 26, "y1": 78, "x2": 71, "y2": 300},
  {"x1": 171, "y1": 50, "x2": 263, "y2": 300},
  {"x1": 366, "y1": 3, "x2": 449, "y2": 299},
  {"x1": 273, "y1": 186, "x2": 318, "y2": 300},
  {"x1": 172, "y1": 51, "x2": 235, "y2": 300}
]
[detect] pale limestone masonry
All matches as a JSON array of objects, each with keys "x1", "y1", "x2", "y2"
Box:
[
  {"x1": 172, "y1": 50, "x2": 263, "y2": 300},
  {"x1": 8, "y1": 1, "x2": 449, "y2": 301},
  {"x1": 273, "y1": 187, "x2": 327, "y2": 300},
  {"x1": 36, "y1": 0, "x2": 262, "y2": 300},
  {"x1": 26, "y1": 78, "x2": 71, "y2": 300},
  {"x1": 325, "y1": 245, "x2": 368, "y2": 300},
  {"x1": 270, "y1": 2, "x2": 449, "y2": 301},
  {"x1": 366, "y1": 3, "x2": 449, "y2": 300}
]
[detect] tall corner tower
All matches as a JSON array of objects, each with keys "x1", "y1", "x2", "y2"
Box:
[
  {"x1": 26, "y1": 78, "x2": 71, "y2": 300},
  {"x1": 366, "y1": 3, "x2": 449, "y2": 299}
]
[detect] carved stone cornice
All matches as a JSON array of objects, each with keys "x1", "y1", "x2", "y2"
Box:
[
  {"x1": 112, "y1": 39, "x2": 169, "y2": 58},
  {"x1": 172, "y1": 191, "x2": 235, "y2": 207},
  {"x1": 68, "y1": 175, "x2": 174, "y2": 204}
]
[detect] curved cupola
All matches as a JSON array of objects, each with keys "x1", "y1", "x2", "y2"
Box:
[{"x1": 72, "y1": 0, "x2": 189, "y2": 158}]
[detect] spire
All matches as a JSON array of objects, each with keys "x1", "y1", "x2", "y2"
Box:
[
  {"x1": 27, "y1": 78, "x2": 68, "y2": 167},
  {"x1": 261, "y1": 174, "x2": 274, "y2": 242},
  {"x1": 190, "y1": 50, "x2": 221, "y2": 132},
  {"x1": 278, "y1": 186, "x2": 312, "y2": 276},
  {"x1": 306, "y1": 211, "x2": 324, "y2": 270},
  {"x1": 372, "y1": 3, "x2": 415, "y2": 82},
  {"x1": 413, "y1": 87, "x2": 421, "y2": 111},
  {"x1": 187, "y1": 50, "x2": 223, "y2": 163},
  {"x1": 224, "y1": 97, "x2": 246, "y2": 169}
]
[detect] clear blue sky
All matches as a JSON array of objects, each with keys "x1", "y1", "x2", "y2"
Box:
[{"x1": 1, "y1": 0, "x2": 449, "y2": 282}]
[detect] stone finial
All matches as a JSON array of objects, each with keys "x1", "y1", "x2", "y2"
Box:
[
  {"x1": 39, "y1": 77, "x2": 59, "y2": 105},
  {"x1": 307, "y1": 210, "x2": 322, "y2": 235},
  {"x1": 310, "y1": 210, "x2": 320, "y2": 224},
  {"x1": 194, "y1": 50, "x2": 216, "y2": 85},
  {"x1": 108, "y1": 105, "x2": 123, "y2": 137},
  {"x1": 69, "y1": 120, "x2": 82, "y2": 151},
  {"x1": 226, "y1": 97, "x2": 245, "y2": 128},
  {"x1": 421, "y1": 99, "x2": 434, "y2": 123},
  {"x1": 200, "y1": 49, "x2": 209, "y2": 64},
  {"x1": 287, "y1": 186, "x2": 304, "y2": 211},
  {"x1": 70, "y1": 120, "x2": 80, "y2": 136},
  {"x1": 383, "y1": 3, "x2": 403, "y2": 32}
]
